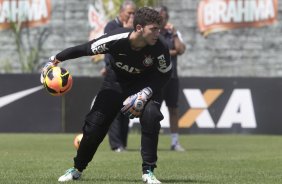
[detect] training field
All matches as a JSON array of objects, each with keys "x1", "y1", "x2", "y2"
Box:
[{"x1": 0, "y1": 133, "x2": 282, "y2": 184}]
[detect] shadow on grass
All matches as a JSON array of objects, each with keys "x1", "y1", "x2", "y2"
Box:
[
  {"x1": 124, "y1": 148, "x2": 214, "y2": 152},
  {"x1": 80, "y1": 177, "x2": 212, "y2": 184},
  {"x1": 162, "y1": 178, "x2": 211, "y2": 183},
  {"x1": 81, "y1": 178, "x2": 140, "y2": 183},
  {"x1": 125, "y1": 148, "x2": 140, "y2": 152},
  {"x1": 82, "y1": 177, "x2": 210, "y2": 183},
  {"x1": 157, "y1": 148, "x2": 214, "y2": 152}
]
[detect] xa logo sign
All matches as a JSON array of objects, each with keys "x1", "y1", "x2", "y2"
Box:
[{"x1": 179, "y1": 89, "x2": 257, "y2": 128}]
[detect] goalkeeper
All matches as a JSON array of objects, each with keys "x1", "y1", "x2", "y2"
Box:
[{"x1": 41, "y1": 7, "x2": 171, "y2": 184}]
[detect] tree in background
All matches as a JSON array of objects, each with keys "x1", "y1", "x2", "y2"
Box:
[
  {"x1": 0, "y1": 0, "x2": 51, "y2": 74},
  {"x1": 0, "y1": 0, "x2": 158, "y2": 73},
  {"x1": 9, "y1": 21, "x2": 50, "y2": 73},
  {"x1": 101, "y1": 0, "x2": 159, "y2": 20}
]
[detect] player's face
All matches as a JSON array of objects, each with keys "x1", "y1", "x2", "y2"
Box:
[{"x1": 142, "y1": 23, "x2": 160, "y2": 45}]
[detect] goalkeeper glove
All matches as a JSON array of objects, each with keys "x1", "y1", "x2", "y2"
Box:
[
  {"x1": 121, "y1": 87, "x2": 153, "y2": 119},
  {"x1": 40, "y1": 56, "x2": 60, "y2": 84}
]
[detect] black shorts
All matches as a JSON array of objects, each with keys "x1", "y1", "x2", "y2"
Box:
[{"x1": 162, "y1": 77, "x2": 179, "y2": 108}]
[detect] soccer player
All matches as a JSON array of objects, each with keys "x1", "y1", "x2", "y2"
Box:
[
  {"x1": 103, "y1": 0, "x2": 136, "y2": 153},
  {"x1": 157, "y1": 6, "x2": 186, "y2": 151},
  {"x1": 40, "y1": 7, "x2": 171, "y2": 184}
]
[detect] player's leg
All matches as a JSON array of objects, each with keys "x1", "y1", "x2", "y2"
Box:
[
  {"x1": 140, "y1": 99, "x2": 163, "y2": 184},
  {"x1": 120, "y1": 113, "x2": 129, "y2": 149},
  {"x1": 75, "y1": 89, "x2": 124, "y2": 170},
  {"x1": 108, "y1": 113, "x2": 127, "y2": 152},
  {"x1": 58, "y1": 89, "x2": 124, "y2": 182},
  {"x1": 164, "y1": 78, "x2": 185, "y2": 151}
]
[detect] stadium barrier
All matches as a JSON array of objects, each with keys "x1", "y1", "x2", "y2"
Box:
[
  {"x1": 1, "y1": 74, "x2": 281, "y2": 134},
  {"x1": 0, "y1": 74, "x2": 61, "y2": 132}
]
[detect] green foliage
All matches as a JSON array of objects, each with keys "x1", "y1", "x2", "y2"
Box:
[
  {"x1": 134, "y1": 0, "x2": 159, "y2": 7},
  {"x1": 5, "y1": 0, "x2": 158, "y2": 73},
  {"x1": 100, "y1": 0, "x2": 159, "y2": 19},
  {"x1": 9, "y1": 21, "x2": 49, "y2": 73},
  {"x1": 1, "y1": 58, "x2": 13, "y2": 73}
]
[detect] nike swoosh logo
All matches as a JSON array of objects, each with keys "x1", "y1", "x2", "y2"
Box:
[{"x1": 0, "y1": 86, "x2": 44, "y2": 108}]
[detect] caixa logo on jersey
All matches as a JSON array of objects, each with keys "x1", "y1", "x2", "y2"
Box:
[{"x1": 178, "y1": 89, "x2": 257, "y2": 129}]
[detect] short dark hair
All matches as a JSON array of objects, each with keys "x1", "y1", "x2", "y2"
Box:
[{"x1": 133, "y1": 7, "x2": 163, "y2": 30}]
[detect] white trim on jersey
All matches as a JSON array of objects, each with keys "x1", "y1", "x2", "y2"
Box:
[
  {"x1": 158, "y1": 62, "x2": 172, "y2": 73},
  {"x1": 91, "y1": 32, "x2": 130, "y2": 52}
]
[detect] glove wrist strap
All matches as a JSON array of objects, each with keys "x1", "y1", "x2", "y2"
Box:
[
  {"x1": 49, "y1": 56, "x2": 61, "y2": 64},
  {"x1": 141, "y1": 87, "x2": 153, "y2": 100}
]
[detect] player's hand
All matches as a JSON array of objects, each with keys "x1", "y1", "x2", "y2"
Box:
[
  {"x1": 121, "y1": 87, "x2": 153, "y2": 119},
  {"x1": 40, "y1": 56, "x2": 60, "y2": 84}
]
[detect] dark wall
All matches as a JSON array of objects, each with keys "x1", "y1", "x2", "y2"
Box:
[
  {"x1": 64, "y1": 77, "x2": 103, "y2": 132},
  {"x1": 177, "y1": 77, "x2": 282, "y2": 134},
  {"x1": 0, "y1": 74, "x2": 62, "y2": 132},
  {"x1": 1, "y1": 74, "x2": 282, "y2": 134}
]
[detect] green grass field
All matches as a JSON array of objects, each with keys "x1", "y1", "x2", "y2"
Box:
[{"x1": 0, "y1": 133, "x2": 282, "y2": 184}]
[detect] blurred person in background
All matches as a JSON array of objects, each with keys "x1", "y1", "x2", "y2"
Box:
[
  {"x1": 102, "y1": 0, "x2": 136, "y2": 152},
  {"x1": 157, "y1": 5, "x2": 186, "y2": 151}
]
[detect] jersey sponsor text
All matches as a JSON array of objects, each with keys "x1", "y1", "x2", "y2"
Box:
[
  {"x1": 91, "y1": 43, "x2": 107, "y2": 55},
  {"x1": 157, "y1": 55, "x2": 171, "y2": 73},
  {"x1": 115, "y1": 62, "x2": 141, "y2": 74}
]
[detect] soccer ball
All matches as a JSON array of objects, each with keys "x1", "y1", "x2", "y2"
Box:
[
  {"x1": 73, "y1": 133, "x2": 83, "y2": 150},
  {"x1": 43, "y1": 66, "x2": 73, "y2": 96}
]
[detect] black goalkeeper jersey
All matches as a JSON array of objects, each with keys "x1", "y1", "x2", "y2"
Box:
[{"x1": 55, "y1": 28, "x2": 172, "y2": 93}]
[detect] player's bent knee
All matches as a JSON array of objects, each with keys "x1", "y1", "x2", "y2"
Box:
[
  {"x1": 83, "y1": 111, "x2": 105, "y2": 135},
  {"x1": 140, "y1": 101, "x2": 163, "y2": 134}
]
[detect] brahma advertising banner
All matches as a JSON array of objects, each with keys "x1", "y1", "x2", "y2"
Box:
[
  {"x1": 198, "y1": 0, "x2": 278, "y2": 36},
  {"x1": 0, "y1": 0, "x2": 51, "y2": 30}
]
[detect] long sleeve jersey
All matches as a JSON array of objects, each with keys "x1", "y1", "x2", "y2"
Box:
[{"x1": 55, "y1": 28, "x2": 172, "y2": 93}]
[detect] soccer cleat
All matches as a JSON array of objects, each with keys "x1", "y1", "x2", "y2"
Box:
[
  {"x1": 171, "y1": 144, "x2": 185, "y2": 151},
  {"x1": 58, "y1": 167, "x2": 82, "y2": 182},
  {"x1": 113, "y1": 146, "x2": 126, "y2": 153},
  {"x1": 142, "y1": 170, "x2": 161, "y2": 184}
]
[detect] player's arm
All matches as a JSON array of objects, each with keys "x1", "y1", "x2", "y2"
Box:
[
  {"x1": 147, "y1": 46, "x2": 172, "y2": 93},
  {"x1": 121, "y1": 47, "x2": 171, "y2": 119},
  {"x1": 55, "y1": 31, "x2": 130, "y2": 62},
  {"x1": 40, "y1": 41, "x2": 95, "y2": 83},
  {"x1": 103, "y1": 22, "x2": 117, "y2": 68},
  {"x1": 55, "y1": 39, "x2": 98, "y2": 62},
  {"x1": 173, "y1": 30, "x2": 186, "y2": 55},
  {"x1": 40, "y1": 34, "x2": 111, "y2": 83},
  {"x1": 165, "y1": 23, "x2": 186, "y2": 56}
]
